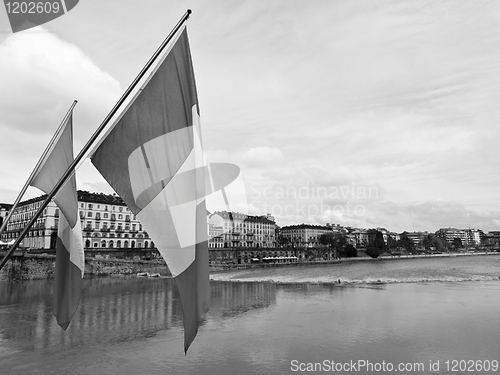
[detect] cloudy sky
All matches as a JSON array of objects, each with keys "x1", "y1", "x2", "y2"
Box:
[{"x1": 1, "y1": 0, "x2": 499, "y2": 233}]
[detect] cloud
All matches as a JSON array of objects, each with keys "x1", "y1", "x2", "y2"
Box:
[
  {"x1": 0, "y1": 27, "x2": 122, "y2": 202},
  {"x1": 241, "y1": 147, "x2": 284, "y2": 167},
  {"x1": 0, "y1": 27, "x2": 121, "y2": 135},
  {"x1": 406, "y1": 199, "x2": 500, "y2": 231}
]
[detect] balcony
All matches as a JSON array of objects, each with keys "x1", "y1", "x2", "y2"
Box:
[
  {"x1": 101, "y1": 227, "x2": 110, "y2": 232},
  {"x1": 95, "y1": 216, "x2": 101, "y2": 220}
]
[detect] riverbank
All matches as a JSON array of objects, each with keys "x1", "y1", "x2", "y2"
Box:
[
  {"x1": 0, "y1": 254, "x2": 171, "y2": 281},
  {"x1": 209, "y1": 250, "x2": 500, "y2": 272},
  {"x1": 209, "y1": 252, "x2": 500, "y2": 284},
  {"x1": 1, "y1": 250, "x2": 498, "y2": 281}
]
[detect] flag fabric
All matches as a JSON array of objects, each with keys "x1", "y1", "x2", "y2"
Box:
[
  {"x1": 31, "y1": 110, "x2": 84, "y2": 329},
  {"x1": 90, "y1": 25, "x2": 210, "y2": 353}
]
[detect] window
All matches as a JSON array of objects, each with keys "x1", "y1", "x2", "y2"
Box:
[
  {"x1": 104, "y1": 213, "x2": 108, "y2": 218},
  {"x1": 87, "y1": 212, "x2": 92, "y2": 217}
]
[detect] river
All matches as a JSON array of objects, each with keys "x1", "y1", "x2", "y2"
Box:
[{"x1": 1, "y1": 255, "x2": 500, "y2": 374}]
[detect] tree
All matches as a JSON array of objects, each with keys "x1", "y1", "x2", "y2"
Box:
[
  {"x1": 366, "y1": 229, "x2": 385, "y2": 258},
  {"x1": 344, "y1": 244, "x2": 357, "y2": 258},
  {"x1": 319, "y1": 232, "x2": 335, "y2": 246},
  {"x1": 387, "y1": 235, "x2": 398, "y2": 251},
  {"x1": 452, "y1": 238, "x2": 463, "y2": 250},
  {"x1": 422, "y1": 234, "x2": 448, "y2": 252},
  {"x1": 398, "y1": 232, "x2": 415, "y2": 252},
  {"x1": 320, "y1": 232, "x2": 347, "y2": 249},
  {"x1": 278, "y1": 234, "x2": 290, "y2": 248}
]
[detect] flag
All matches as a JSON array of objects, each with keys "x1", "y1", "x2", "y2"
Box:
[
  {"x1": 90, "y1": 25, "x2": 209, "y2": 353},
  {"x1": 31, "y1": 109, "x2": 84, "y2": 329}
]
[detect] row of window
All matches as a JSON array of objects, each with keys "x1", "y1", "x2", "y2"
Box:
[
  {"x1": 80, "y1": 203, "x2": 129, "y2": 212},
  {"x1": 83, "y1": 222, "x2": 142, "y2": 231},
  {"x1": 85, "y1": 239, "x2": 154, "y2": 249},
  {"x1": 82, "y1": 212, "x2": 134, "y2": 220}
]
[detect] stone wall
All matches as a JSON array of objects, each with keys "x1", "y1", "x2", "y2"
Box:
[{"x1": 0, "y1": 254, "x2": 172, "y2": 281}]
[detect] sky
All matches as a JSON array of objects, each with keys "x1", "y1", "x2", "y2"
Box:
[{"x1": 1, "y1": 0, "x2": 499, "y2": 233}]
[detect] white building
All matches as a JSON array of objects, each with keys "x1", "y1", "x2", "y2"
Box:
[
  {"x1": 1, "y1": 191, "x2": 154, "y2": 250},
  {"x1": 280, "y1": 224, "x2": 333, "y2": 247},
  {"x1": 209, "y1": 211, "x2": 277, "y2": 248}
]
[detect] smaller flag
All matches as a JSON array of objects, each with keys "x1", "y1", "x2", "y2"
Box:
[{"x1": 30, "y1": 109, "x2": 84, "y2": 329}]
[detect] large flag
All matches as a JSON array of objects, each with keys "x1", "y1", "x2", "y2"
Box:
[
  {"x1": 31, "y1": 109, "x2": 84, "y2": 329},
  {"x1": 90, "y1": 25, "x2": 209, "y2": 353}
]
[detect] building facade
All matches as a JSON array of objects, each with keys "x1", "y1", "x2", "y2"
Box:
[
  {"x1": 280, "y1": 224, "x2": 333, "y2": 247},
  {"x1": 0, "y1": 203, "x2": 12, "y2": 228},
  {"x1": 435, "y1": 228, "x2": 484, "y2": 247},
  {"x1": 78, "y1": 191, "x2": 154, "y2": 250},
  {"x1": 209, "y1": 211, "x2": 277, "y2": 248},
  {"x1": 1, "y1": 191, "x2": 154, "y2": 251}
]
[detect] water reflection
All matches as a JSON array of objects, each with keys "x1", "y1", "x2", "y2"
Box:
[
  {"x1": 211, "y1": 282, "x2": 276, "y2": 319},
  {"x1": 2, "y1": 277, "x2": 500, "y2": 375},
  {"x1": 0, "y1": 278, "x2": 277, "y2": 354}
]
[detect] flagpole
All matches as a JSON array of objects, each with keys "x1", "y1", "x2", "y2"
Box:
[
  {"x1": 0, "y1": 101, "x2": 78, "y2": 239},
  {"x1": 0, "y1": 10, "x2": 192, "y2": 271}
]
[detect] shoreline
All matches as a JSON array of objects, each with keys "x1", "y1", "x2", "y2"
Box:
[
  {"x1": 1, "y1": 250, "x2": 498, "y2": 282},
  {"x1": 209, "y1": 250, "x2": 500, "y2": 273},
  {"x1": 209, "y1": 275, "x2": 500, "y2": 286},
  {"x1": 209, "y1": 251, "x2": 500, "y2": 285}
]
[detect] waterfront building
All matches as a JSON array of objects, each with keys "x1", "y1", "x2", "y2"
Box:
[
  {"x1": 1, "y1": 191, "x2": 154, "y2": 250},
  {"x1": 467, "y1": 229, "x2": 485, "y2": 246},
  {"x1": 351, "y1": 229, "x2": 368, "y2": 248},
  {"x1": 435, "y1": 228, "x2": 483, "y2": 247},
  {"x1": 1, "y1": 195, "x2": 57, "y2": 249},
  {"x1": 209, "y1": 211, "x2": 277, "y2": 248},
  {"x1": 208, "y1": 223, "x2": 224, "y2": 248},
  {"x1": 403, "y1": 231, "x2": 429, "y2": 246},
  {"x1": 484, "y1": 231, "x2": 500, "y2": 248},
  {"x1": 78, "y1": 191, "x2": 154, "y2": 250},
  {"x1": 280, "y1": 223, "x2": 333, "y2": 247},
  {"x1": 0, "y1": 203, "x2": 12, "y2": 228}
]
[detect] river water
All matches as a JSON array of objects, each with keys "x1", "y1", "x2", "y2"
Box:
[{"x1": 1, "y1": 255, "x2": 500, "y2": 374}]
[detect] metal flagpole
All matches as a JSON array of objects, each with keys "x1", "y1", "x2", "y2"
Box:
[
  {"x1": 0, "y1": 9, "x2": 193, "y2": 271},
  {"x1": 0, "y1": 101, "x2": 78, "y2": 238}
]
